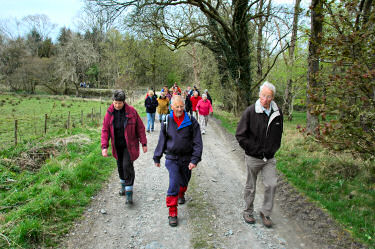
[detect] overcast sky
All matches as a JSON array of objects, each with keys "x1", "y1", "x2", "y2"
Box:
[{"x1": 0, "y1": 0, "x2": 302, "y2": 40}]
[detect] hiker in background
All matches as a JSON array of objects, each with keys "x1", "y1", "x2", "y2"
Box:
[
  {"x1": 153, "y1": 95, "x2": 203, "y2": 227},
  {"x1": 157, "y1": 91, "x2": 170, "y2": 123},
  {"x1": 190, "y1": 91, "x2": 202, "y2": 120},
  {"x1": 204, "y1": 89, "x2": 213, "y2": 106},
  {"x1": 182, "y1": 90, "x2": 192, "y2": 116},
  {"x1": 235, "y1": 81, "x2": 283, "y2": 228},
  {"x1": 101, "y1": 90, "x2": 147, "y2": 205},
  {"x1": 145, "y1": 90, "x2": 159, "y2": 132},
  {"x1": 196, "y1": 93, "x2": 213, "y2": 134}
]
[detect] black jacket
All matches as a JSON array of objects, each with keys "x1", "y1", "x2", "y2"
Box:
[
  {"x1": 153, "y1": 111, "x2": 203, "y2": 165},
  {"x1": 145, "y1": 96, "x2": 158, "y2": 113},
  {"x1": 185, "y1": 95, "x2": 192, "y2": 112},
  {"x1": 235, "y1": 100, "x2": 283, "y2": 159}
]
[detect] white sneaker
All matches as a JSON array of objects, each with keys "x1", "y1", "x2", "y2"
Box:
[{"x1": 202, "y1": 130, "x2": 206, "y2": 134}]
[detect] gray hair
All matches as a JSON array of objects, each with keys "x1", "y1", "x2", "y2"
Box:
[
  {"x1": 112, "y1": 89, "x2": 126, "y2": 101},
  {"x1": 202, "y1": 93, "x2": 207, "y2": 98},
  {"x1": 171, "y1": 95, "x2": 184, "y2": 106},
  {"x1": 259, "y1": 81, "x2": 276, "y2": 96}
]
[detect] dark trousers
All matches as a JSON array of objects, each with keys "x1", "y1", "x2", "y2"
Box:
[
  {"x1": 165, "y1": 157, "x2": 191, "y2": 196},
  {"x1": 116, "y1": 146, "x2": 134, "y2": 186}
]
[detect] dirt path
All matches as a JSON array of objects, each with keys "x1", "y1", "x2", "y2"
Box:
[{"x1": 62, "y1": 117, "x2": 358, "y2": 249}]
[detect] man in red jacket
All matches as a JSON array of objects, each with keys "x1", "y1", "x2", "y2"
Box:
[{"x1": 101, "y1": 90, "x2": 147, "y2": 204}]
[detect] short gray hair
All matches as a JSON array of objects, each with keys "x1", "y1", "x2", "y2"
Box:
[
  {"x1": 259, "y1": 81, "x2": 276, "y2": 96},
  {"x1": 202, "y1": 93, "x2": 207, "y2": 98},
  {"x1": 171, "y1": 95, "x2": 184, "y2": 106}
]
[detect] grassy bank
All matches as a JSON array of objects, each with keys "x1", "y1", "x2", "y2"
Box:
[
  {"x1": 213, "y1": 109, "x2": 374, "y2": 248},
  {"x1": 0, "y1": 94, "x2": 117, "y2": 248}
]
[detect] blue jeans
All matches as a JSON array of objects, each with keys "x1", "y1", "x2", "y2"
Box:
[{"x1": 146, "y1": 112, "x2": 156, "y2": 131}]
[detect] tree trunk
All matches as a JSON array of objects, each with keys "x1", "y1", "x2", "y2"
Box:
[
  {"x1": 191, "y1": 44, "x2": 201, "y2": 89},
  {"x1": 256, "y1": 0, "x2": 265, "y2": 81},
  {"x1": 307, "y1": 0, "x2": 323, "y2": 134},
  {"x1": 283, "y1": 0, "x2": 301, "y2": 121},
  {"x1": 232, "y1": 0, "x2": 252, "y2": 114}
]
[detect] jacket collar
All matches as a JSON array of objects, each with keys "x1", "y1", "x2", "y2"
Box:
[
  {"x1": 169, "y1": 111, "x2": 192, "y2": 130},
  {"x1": 255, "y1": 99, "x2": 279, "y2": 114}
]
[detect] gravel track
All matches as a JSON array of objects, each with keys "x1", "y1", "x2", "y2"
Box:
[{"x1": 62, "y1": 117, "x2": 364, "y2": 249}]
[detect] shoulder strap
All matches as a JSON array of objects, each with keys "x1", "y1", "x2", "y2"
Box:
[{"x1": 164, "y1": 115, "x2": 169, "y2": 133}]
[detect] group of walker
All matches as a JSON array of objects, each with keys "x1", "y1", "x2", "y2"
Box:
[
  {"x1": 101, "y1": 81, "x2": 283, "y2": 228},
  {"x1": 145, "y1": 83, "x2": 214, "y2": 135}
]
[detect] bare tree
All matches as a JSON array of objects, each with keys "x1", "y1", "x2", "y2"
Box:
[
  {"x1": 22, "y1": 14, "x2": 57, "y2": 40},
  {"x1": 55, "y1": 34, "x2": 98, "y2": 96},
  {"x1": 89, "y1": 0, "x2": 279, "y2": 113}
]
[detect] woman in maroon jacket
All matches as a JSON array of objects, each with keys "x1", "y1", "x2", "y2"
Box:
[{"x1": 101, "y1": 90, "x2": 147, "y2": 204}]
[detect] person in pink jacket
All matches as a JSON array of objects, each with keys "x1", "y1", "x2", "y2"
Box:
[
  {"x1": 101, "y1": 90, "x2": 147, "y2": 204},
  {"x1": 196, "y1": 93, "x2": 213, "y2": 134}
]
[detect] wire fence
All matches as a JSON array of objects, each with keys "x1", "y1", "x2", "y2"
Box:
[{"x1": 0, "y1": 106, "x2": 105, "y2": 150}]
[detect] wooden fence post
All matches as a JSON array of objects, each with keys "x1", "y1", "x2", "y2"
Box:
[
  {"x1": 67, "y1": 111, "x2": 70, "y2": 130},
  {"x1": 14, "y1": 120, "x2": 18, "y2": 146},
  {"x1": 44, "y1": 114, "x2": 47, "y2": 134}
]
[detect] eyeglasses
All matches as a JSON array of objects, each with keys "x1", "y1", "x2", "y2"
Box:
[
  {"x1": 174, "y1": 105, "x2": 185, "y2": 109},
  {"x1": 260, "y1": 94, "x2": 273, "y2": 100}
]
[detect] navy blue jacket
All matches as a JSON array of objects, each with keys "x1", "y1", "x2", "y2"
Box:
[
  {"x1": 145, "y1": 96, "x2": 158, "y2": 113},
  {"x1": 153, "y1": 111, "x2": 203, "y2": 165}
]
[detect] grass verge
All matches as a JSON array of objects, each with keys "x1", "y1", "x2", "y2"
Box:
[
  {"x1": 214, "y1": 108, "x2": 374, "y2": 248},
  {"x1": 0, "y1": 126, "x2": 116, "y2": 248}
]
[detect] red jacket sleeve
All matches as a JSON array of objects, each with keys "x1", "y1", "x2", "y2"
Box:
[
  {"x1": 101, "y1": 113, "x2": 110, "y2": 149},
  {"x1": 135, "y1": 111, "x2": 147, "y2": 146}
]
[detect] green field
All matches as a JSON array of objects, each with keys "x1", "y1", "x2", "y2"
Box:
[
  {"x1": 0, "y1": 94, "x2": 116, "y2": 248},
  {"x1": 214, "y1": 109, "x2": 375, "y2": 247},
  {"x1": 0, "y1": 94, "x2": 112, "y2": 150}
]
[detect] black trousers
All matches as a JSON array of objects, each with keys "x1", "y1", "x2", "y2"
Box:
[{"x1": 116, "y1": 145, "x2": 135, "y2": 186}]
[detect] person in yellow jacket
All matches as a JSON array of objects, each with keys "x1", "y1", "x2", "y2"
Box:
[{"x1": 157, "y1": 91, "x2": 170, "y2": 123}]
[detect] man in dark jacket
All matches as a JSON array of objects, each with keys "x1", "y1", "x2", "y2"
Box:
[
  {"x1": 235, "y1": 81, "x2": 283, "y2": 228},
  {"x1": 153, "y1": 95, "x2": 203, "y2": 227},
  {"x1": 101, "y1": 90, "x2": 147, "y2": 204},
  {"x1": 145, "y1": 90, "x2": 158, "y2": 132}
]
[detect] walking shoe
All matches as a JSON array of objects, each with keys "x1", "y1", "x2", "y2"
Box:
[
  {"x1": 259, "y1": 211, "x2": 272, "y2": 228},
  {"x1": 146, "y1": 130, "x2": 150, "y2": 133},
  {"x1": 178, "y1": 196, "x2": 185, "y2": 204},
  {"x1": 125, "y1": 191, "x2": 133, "y2": 204},
  {"x1": 168, "y1": 216, "x2": 178, "y2": 227},
  {"x1": 119, "y1": 183, "x2": 126, "y2": 196},
  {"x1": 243, "y1": 213, "x2": 255, "y2": 224}
]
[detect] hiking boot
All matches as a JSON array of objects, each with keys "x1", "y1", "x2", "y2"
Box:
[
  {"x1": 178, "y1": 196, "x2": 185, "y2": 204},
  {"x1": 243, "y1": 213, "x2": 255, "y2": 224},
  {"x1": 168, "y1": 216, "x2": 178, "y2": 227},
  {"x1": 260, "y1": 211, "x2": 272, "y2": 228},
  {"x1": 125, "y1": 191, "x2": 133, "y2": 205},
  {"x1": 119, "y1": 183, "x2": 126, "y2": 196}
]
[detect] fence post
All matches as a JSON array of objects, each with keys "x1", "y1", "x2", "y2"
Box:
[
  {"x1": 14, "y1": 120, "x2": 18, "y2": 146},
  {"x1": 67, "y1": 111, "x2": 70, "y2": 130},
  {"x1": 81, "y1": 110, "x2": 83, "y2": 126},
  {"x1": 44, "y1": 114, "x2": 47, "y2": 134},
  {"x1": 99, "y1": 106, "x2": 101, "y2": 126}
]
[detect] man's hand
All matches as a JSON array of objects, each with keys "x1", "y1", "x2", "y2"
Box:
[
  {"x1": 142, "y1": 146, "x2": 147, "y2": 153},
  {"x1": 188, "y1": 163, "x2": 196, "y2": 170},
  {"x1": 155, "y1": 163, "x2": 160, "y2": 167},
  {"x1": 102, "y1": 148, "x2": 108, "y2": 157}
]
